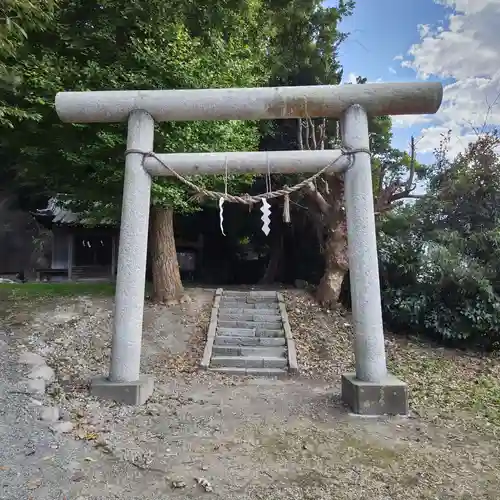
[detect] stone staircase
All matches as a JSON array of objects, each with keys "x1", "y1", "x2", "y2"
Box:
[{"x1": 200, "y1": 289, "x2": 298, "y2": 376}]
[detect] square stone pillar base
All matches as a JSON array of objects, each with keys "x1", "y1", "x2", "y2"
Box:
[
  {"x1": 90, "y1": 375, "x2": 154, "y2": 405},
  {"x1": 341, "y1": 372, "x2": 408, "y2": 416}
]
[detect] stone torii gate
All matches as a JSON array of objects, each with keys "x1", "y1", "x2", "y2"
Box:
[{"x1": 55, "y1": 82, "x2": 443, "y2": 415}]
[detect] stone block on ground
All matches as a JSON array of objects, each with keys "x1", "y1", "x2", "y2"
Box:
[
  {"x1": 18, "y1": 352, "x2": 45, "y2": 366},
  {"x1": 90, "y1": 375, "x2": 154, "y2": 405},
  {"x1": 18, "y1": 378, "x2": 46, "y2": 395},
  {"x1": 28, "y1": 364, "x2": 55, "y2": 384},
  {"x1": 341, "y1": 372, "x2": 409, "y2": 416},
  {"x1": 49, "y1": 421, "x2": 74, "y2": 434},
  {"x1": 40, "y1": 406, "x2": 60, "y2": 422}
]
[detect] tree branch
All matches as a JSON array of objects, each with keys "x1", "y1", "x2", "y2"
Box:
[
  {"x1": 304, "y1": 119, "x2": 311, "y2": 150},
  {"x1": 306, "y1": 181, "x2": 331, "y2": 214},
  {"x1": 377, "y1": 163, "x2": 386, "y2": 198},
  {"x1": 297, "y1": 118, "x2": 304, "y2": 150},
  {"x1": 319, "y1": 118, "x2": 326, "y2": 150},
  {"x1": 308, "y1": 117, "x2": 317, "y2": 150},
  {"x1": 375, "y1": 136, "x2": 432, "y2": 211},
  {"x1": 404, "y1": 136, "x2": 417, "y2": 193}
]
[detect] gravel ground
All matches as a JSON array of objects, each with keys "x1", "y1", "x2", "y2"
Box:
[
  {"x1": 0, "y1": 328, "x2": 152, "y2": 500},
  {"x1": 1, "y1": 286, "x2": 500, "y2": 499}
]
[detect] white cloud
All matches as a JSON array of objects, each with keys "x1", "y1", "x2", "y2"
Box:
[
  {"x1": 393, "y1": 54, "x2": 404, "y2": 61},
  {"x1": 346, "y1": 72, "x2": 358, "y2": 84},
  {"x1": 388, "y1": 66, "x2": 397, "y2": 74},
  {"x1": 396, "y1": 0, "x2": 500, "y2": 157},
  {"x1": 392, "y1": 114, "x2": 433, "y2": 128},
  {"x1": 343, "y1": 72, "x2": 384, "y2": 84}
]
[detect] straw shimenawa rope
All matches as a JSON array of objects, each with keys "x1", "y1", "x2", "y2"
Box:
[{"x1": 125, "y1": 148, "x2": 370, "y2": 205}]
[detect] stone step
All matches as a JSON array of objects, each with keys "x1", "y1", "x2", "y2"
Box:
[
  {"x1": 218, "y1": 307, "x2": 280, "y2": 315},
  {"x1": 218, "y1": 320, "x2": 282, "y2": 330},
  {"x1": 212, "y1": 345, "x2": 286, "y2": 357},
  {"x1": 211, "y1": 356, "x2": 287, "y2": 369},
  {"x1": 204, "y1": 288, "x2": 295, "y2": 378},
  {"x1": 214, "y1": 336, "x2": 286, "y2": 346},
  {"x1": 221, "y1": 296, "x2": 278, "y2": 305},
  {"x1": 217, "y1": 327, "x2": 255, "y2": 337},
  {"x1": 217, "y1": 327, "x2": 284, "y2": 338},
  {"x1": 208, "y1": 367, "x2": 288, "y2": 377},
  {"x1": 222, "y1": 291, "x2": 278, "y2": 298},
  {"x1": 220, "y1": 297, "x2": 278, "y2": 303},
  {"x1": 218, "y1": 313, "x2": 282, "y2": 322},
  {"x1": 219, "y1": 304, "x2": 279, "y2": 312}
]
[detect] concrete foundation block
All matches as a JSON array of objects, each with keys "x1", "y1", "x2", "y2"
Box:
[
  {"x1": 90, "y1": 375, "x2": 154, "y2": 405},
  {"x1": 341, "y1": 372, "x2": 408, "y2": 416}
]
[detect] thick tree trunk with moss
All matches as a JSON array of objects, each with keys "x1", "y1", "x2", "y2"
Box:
[
  {"x1": 316, "y1": 217, "x2": 348, "y2": 308},
  {"x1": 150, "y1": 206, "x2": 184, "y2": 304}
]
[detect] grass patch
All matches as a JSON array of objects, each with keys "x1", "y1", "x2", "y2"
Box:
[
  {"x1": 341, "y1": 436, "x2": 400, "y2": 467},
  {"x1": 0, "y1": 282, "x2": 116, "y2": 300},
  {"x1": 388, "y1": 342, "x2": 500, "y2": 427}
]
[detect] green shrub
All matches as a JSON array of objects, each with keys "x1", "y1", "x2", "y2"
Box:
[{"x1": 379, "y1": 228, "x2": 500, "y2": 350}]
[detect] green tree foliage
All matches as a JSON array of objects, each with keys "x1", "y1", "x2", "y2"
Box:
[
  {"x1": 0, "y1": 0, "x2": 57, "y2": 59},
  {"x1": 379, "y1": 133, "x2": 500, "y2": 350},
  {"x1": 261, "y1": 0, "x2": 353, "y2": 152},
  {"x1": 1, "y1": 0, "x2": 271, "y2": 213},
  {"x1": 0, "y1": 0, "x2": 58, "y2": 124},
  {"x1": 0, "y1": 0, "x2": 280, "y2": 301}
]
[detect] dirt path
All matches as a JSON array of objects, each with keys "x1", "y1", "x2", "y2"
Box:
[{"x1": 1, "y1": 287, "x2": 500, "y2": 499}]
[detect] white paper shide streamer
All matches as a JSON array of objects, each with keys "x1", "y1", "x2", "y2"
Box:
[
  {"x1": 219, "y1": 197, "x2": 225, "y2": 236},
  {"x1": 261, "y1": 198, "x2": 271, "y2": 236},
  {"x1": 219, "y1": 156, "x2": 229, "y2": 236}
]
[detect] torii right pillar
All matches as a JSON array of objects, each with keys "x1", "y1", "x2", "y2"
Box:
[{"x1": 340, "y1": 103, "x2": 407, "y2": 416}]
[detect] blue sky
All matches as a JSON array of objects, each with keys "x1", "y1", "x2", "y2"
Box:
[
  {"x1": 326, "y1": 0, "x2": 500, "y2": 163},
  {"x1": 334, "y1": 0, "x2": 447, "y2": 161}
]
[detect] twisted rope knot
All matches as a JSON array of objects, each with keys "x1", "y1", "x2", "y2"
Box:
[{"x1": 124, "y1": 147, "x2": 370, "y2": 205}]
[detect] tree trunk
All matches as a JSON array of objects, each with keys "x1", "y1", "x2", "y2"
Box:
[
  {"x1": 259, "y1": 232, "x2": 284, "y2": 284},
  {"x1": 316, "y1": 218, "x2": 348, "y2": 308},
  {"x1": 150, "y1": 206, "x2": 184, "y2": 304}
]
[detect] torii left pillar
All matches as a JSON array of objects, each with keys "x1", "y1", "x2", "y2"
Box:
[{"x1": 91, "y1": 110, "x2": 155, "y2": 404}]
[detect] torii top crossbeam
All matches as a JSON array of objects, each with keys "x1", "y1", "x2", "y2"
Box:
[{"x1": 55, "y1": 82, "x2": 443, "y2": 123}]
